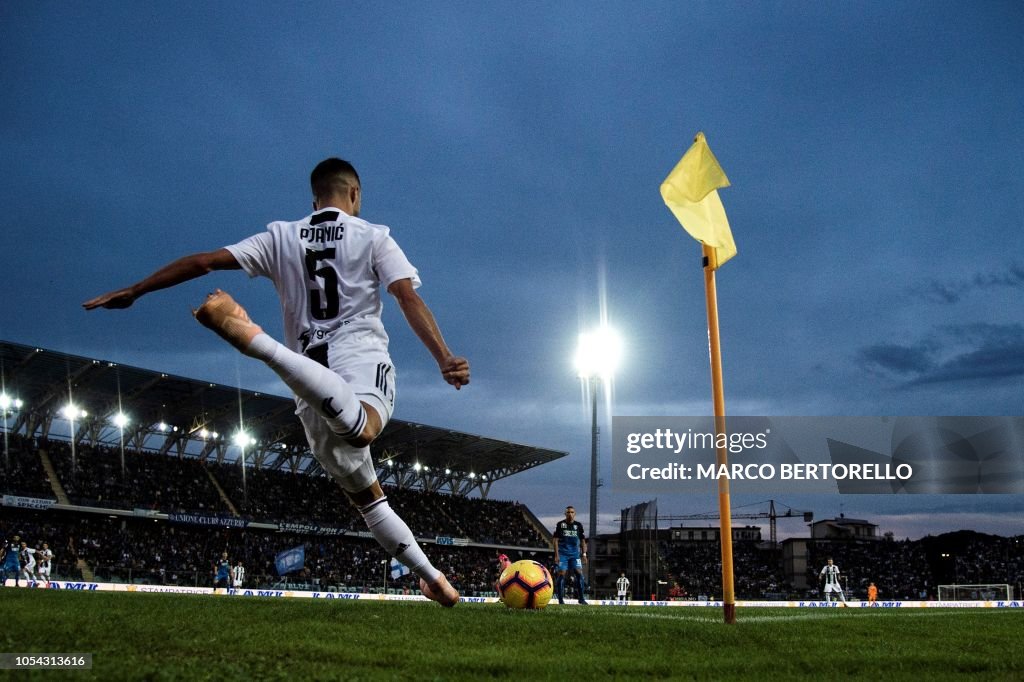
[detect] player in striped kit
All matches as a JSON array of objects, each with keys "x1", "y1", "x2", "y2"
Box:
[
  {"x1": 19, "y1": 542, "x2": 36, "y2": 583},
  {"x1": 616, "y1": 571, "x2": 630, "y2": 604},
  {"x1": 84, "y1": 158, "x2": 469, "y2": 607},
  {"x1": 819, "y1": 558, "x2": 848, "y2": 605},
  {"x1": 35, "y1": 543, "x2": 53, "y2": 587}
]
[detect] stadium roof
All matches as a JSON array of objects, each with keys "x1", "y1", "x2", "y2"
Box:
[{"x1": 0, "y1": 340, "x2": 568, "y2": 497}]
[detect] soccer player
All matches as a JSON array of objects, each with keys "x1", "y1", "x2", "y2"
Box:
[
  {"x1": 19, "y1": 542, "x2": 37, "y2": 584},
  {"x1": 819, "y1": 557, "x2": 848, "y2": 605},
  {"x1": 36, "y1": 543, "x2": 53, "y2": 587},
  {"x1": 616, "y1": 571, "x2": 630, "y2": 604},
  {"x1": 83, "y1": 158, "x2": 468, "y2": 607},
  {"x1": 214, "y1": 551, "x2": 231, "y2": 591},
  {"x1": 867, "y1": 582, "x2": 878, "y2": 605},
  {"x1": 232, "y1": 560, "x2": 245, "y2": 589},
  {"x1": 1, "y1": 535, "x2": 22, "y2": 586},
  {"x1": 552, "y1": 506, "x2": 588, "y2": 605}
]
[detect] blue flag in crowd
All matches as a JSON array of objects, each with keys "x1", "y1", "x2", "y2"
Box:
[
  {"x1": 389, "y1": 557, "x2": 411, "y2": 580},
  {"x1": 275, "y1": 546, "x2": 305, "y2": 576}
]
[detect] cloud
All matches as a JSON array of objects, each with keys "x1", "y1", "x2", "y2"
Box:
[
  {"x1": 911, "y1": 262, "x2": 1024, "y2": 304},
  {"x1": 858, "y1": 343, "x2": 935, "y2": 375},
  {"x1": 910, "y1": 337, "x2": 1024, "y2": 385},
  {"x1": 858, "y1": 323, "x2": 1024, "y2": 386}
]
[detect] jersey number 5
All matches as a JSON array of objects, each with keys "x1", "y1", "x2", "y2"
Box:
[{"x1": 304, "y1": 248, "x2": 340, "y2": 320}]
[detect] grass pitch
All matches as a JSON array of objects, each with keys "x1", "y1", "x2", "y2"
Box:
[{"x1": 2, "y1": 590, "x2": 1021, "y2": 680}]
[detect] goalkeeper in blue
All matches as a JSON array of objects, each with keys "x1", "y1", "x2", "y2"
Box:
[{"x1": 552, "y1": 506, "x2": 588, "y2": 605}]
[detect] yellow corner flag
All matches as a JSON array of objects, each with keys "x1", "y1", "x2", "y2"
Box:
[{"x1": 660, "y1": 132, "x2": 736, "y2": 269}]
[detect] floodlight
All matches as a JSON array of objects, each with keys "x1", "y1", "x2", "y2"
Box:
[
  {"x1": 575, "y1": 325, "x2": 623, "y2": 380},
  {"x1": 62, "y1": 404, "x2": 84, "y2": 420},
  {"x1": 113, "y1": 413, "x2": 129, "y2": 429},
  {"x1": 233, "y1": 431, "x2": 252, "y2": 448},
  {"x1": 574, "y1": 324, "x2": 624, "y2": 593}
]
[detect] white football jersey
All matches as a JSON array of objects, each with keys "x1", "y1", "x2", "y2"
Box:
[
  {"x1": 820, "y1": 564, "x2": 841, "y2": 586},
  {"x1": 226, "y1": 208, "x2": 420, "y2": 356}
]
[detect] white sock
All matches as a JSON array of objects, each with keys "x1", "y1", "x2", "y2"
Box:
[
  {"x1": 360, "y1": 497, "x2": 441, "y2": 582},
  {"x1": 248, "y1": 334, "x2": 367, "y2": 439}
]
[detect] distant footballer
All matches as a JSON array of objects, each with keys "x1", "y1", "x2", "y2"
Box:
[{"x1": 552, "y1": 505, "x2": 588, "y2": 605}]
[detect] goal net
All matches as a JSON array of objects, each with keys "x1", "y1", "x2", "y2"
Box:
[{"x1": 937, "y1": 584, "x2": 1012, "y2": 601}]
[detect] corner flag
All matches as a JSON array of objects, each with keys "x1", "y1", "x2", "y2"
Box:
[
  {"x1": 661, "y1": 131, "x2": 739, "y2": 623},
  {"x1": 660, "y1": 132, "x2": 736, "y2": 269}
]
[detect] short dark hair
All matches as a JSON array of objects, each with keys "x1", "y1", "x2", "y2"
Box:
[{"x1": 310, "y1": 158, "x2": 360, "y2": 202}]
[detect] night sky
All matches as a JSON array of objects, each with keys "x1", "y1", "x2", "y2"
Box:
[{"x1": 2, "y1": 2, "x2": 1022, "y2": 538}]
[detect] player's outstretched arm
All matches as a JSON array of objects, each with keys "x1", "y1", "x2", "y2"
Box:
[
  {"x1": 83, "y1": 249, "x2": 241, "y2": 310},
  {"x1": 388, "y1": 278, "x2": 470, "y2": 389}
]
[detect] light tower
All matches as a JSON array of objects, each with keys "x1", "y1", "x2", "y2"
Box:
[{"x1": 574, "y1": 325, "x2": 622, "y2": 593}]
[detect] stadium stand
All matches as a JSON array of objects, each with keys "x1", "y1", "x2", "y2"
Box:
[
  {"x1": 4, "y1": 341, "x2": 1021, "y2": 600},
  {"x1": 1, "y1": 508, "x2": 546, "y2": 595},
  {"x1": 45, "y1": 439, "x2": 229, "y2": 514},
  {"x1": 3, "y1": 428, "x2": 555, "y2": 594},
  {"x1": 655, "y1": 534, "x2": 1023, "y2": 601},
  {"x1": 1, "y1": 433, "x2": 53, "y2": 498},
  {"x1": 661, "y1": 540, "x2": 788, "y2": 600}
]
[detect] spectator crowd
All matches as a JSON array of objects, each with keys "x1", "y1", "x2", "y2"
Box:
[
  {"x1": 4, "y1": 435, "x2": 1022, "y2": 599},
  {"x1": 2, "y1": 435, "x2": 548, "y2": 594}
]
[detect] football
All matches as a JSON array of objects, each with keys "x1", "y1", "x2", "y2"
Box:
[{"x1": 497, "y1": 560, "x2": 553, "y2": 609}]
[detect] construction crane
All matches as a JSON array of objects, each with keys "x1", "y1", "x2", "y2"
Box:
[{"x1": 658, "y1": 499, "x2": 813, "y2": 546}]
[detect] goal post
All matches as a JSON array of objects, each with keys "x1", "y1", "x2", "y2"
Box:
[{"x1": 937, "y1": 584, "x2": 1012, "y2": 601}]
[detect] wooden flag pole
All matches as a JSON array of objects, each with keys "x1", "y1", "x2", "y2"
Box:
[{"x1": 702, "y1": 243, "x2": 737, "y2": 624}]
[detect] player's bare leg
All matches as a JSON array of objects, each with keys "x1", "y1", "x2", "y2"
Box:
[
  {"x1": 193, "y1": 290, "x2": 263, "y2": 355},
  {"x1": 420, "y1": 573, "x2": 459, "y2": 608}
]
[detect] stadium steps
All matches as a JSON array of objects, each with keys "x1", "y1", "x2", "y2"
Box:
[
  {"x1": 76, "y1": 558, "x2": 95, "y2": 582},
  {"x1": 37, "y1": 448, "x2": 71, "y2": 505},
  {"x1": 204, "y1": 468, "x2": 241, "y2": 517}
]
